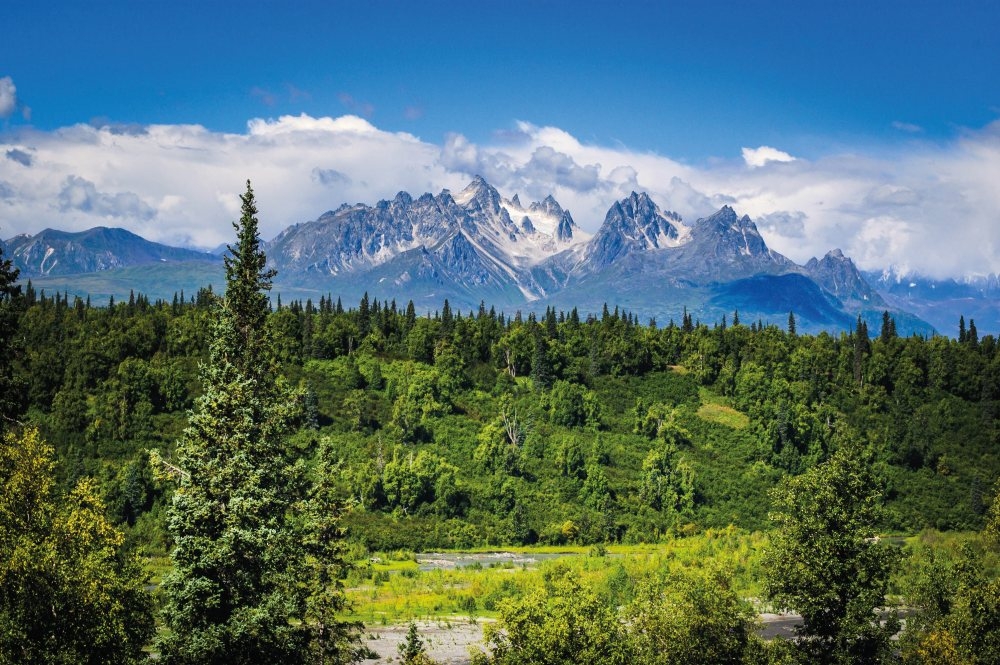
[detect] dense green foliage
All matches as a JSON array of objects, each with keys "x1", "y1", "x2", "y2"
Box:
[
  {"x1": 471, "y1": 563, "x2": 767, "y2": 665},
  {"x1": 14, "y1": 272, "x2": 1000, "y2": 551},
  {"x1": 0, "y1": 241, "x2": 24, "y2": 424},
  {"x1": 897, "y1": 502, "x2": 1000, "y2": 663},
  {"x1": 765, "y1": 441, "x2": 900, "y2": 663},
  {"x1": 0, "y1": 426, "x2": 154, "y2": 664},
  {"x1": 9, "y1": 272, "x2": 1000, "y2": 550}
]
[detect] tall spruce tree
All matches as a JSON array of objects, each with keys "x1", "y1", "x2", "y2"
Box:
[
  {"x1": 156, "y1": 182, "x2": 354, "y2": 663},
  {"x1": 0, "y1": 243, "x2": 25, "y2": 426}
]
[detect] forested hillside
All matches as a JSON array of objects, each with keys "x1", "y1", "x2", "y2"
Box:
[{"x1": 10, "y1": 280, "x2": 998, "y2": 550}]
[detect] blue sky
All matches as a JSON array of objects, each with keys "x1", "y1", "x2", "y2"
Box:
[
  {"x1": 2, "y1": 0, "x2": 1000, "y2": 277},
  {"x1": 6, "y1": 0, "x2": 999, "y2": 157}
]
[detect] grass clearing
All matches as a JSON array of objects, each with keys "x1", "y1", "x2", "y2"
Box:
[
  {"x1": 345, "y1": 529, "x2": 770, "y2": 624},
  {"x1": 697, "y1": 388, "x2": 750, "y2": 429}
]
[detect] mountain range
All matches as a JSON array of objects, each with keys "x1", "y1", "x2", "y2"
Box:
[{"x1": 6, "y1": 177, "x2": 993, "y2": 337}]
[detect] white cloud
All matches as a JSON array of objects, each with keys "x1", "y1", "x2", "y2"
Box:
[
  {"x1": 0, "y1": 115, "x2": 462, "y2": 248},
  {"x1": 57, "y1": 176, "x2": 156, "y2": 220},
  {"x1": 892, "y1": 121, "x2": 924, "y2": 133},
  {"x1": 741, "y1": 145, "x2": 797, "y2": 168},
  {"x1": 2, "y1": 113, "x2": 1000, "y2": 278},
  {"x1": 0, "y1": 77, "x2": 16, "y2": 118}
]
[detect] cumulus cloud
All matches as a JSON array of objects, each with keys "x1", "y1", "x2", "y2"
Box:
[
  {"x1": 757, "y1": 211, "x2": 808, "y2": 239},
  {"x1": 2, "y1": 112, "x2": 1000, "y2": 278},
  {"x1": 522, "y1": 146, "x2": 601, "y2": 192},
  {"x1": 0, "y1": 77, "x2": 17, "y2": 118},
  {"x1": 57, "y1": 176, "x2": 157, "y2": 220},
  {"x1": 88, "y1": 118, "x2": 149, "y2": 136},
  {"x1": 0, "y1": 114, "x2": 463, "y2": 247},
  {"x1": 863, "y1": 184, "x2": 921, "y2": 208},
  {"x1": 742, "y1": 145, "x2": 797, "y2": 168}
]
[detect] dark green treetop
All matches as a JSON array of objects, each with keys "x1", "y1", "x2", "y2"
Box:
[
  {"x1": 156, "y1": 182, "x2": 356, "y2": 664},
  {"x1": 0, "y1": 242, "x2": 24, "y2": 426},
  {"x1": 221, "y1": 180, "x2": 277, "y2": 376}
]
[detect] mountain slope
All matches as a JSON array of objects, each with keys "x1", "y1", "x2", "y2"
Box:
[
  {"x1": 6, "y1": 227, "x2": 218, "y2": 277},
  {"x1": 865, "y1": 269, "x2": 1000, "y2": 335}
]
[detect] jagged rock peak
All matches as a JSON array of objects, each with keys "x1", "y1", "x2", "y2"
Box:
[
  {"x1": 805, "y1": 249, "x2": 850, "y2": 270},
  {"x1": 454, "y1": 175, "x2": 502, "y2": 212},
  {"x1": 804, "y1": 247, "x2": 882, "y2": 305},
  {"x1": 693, "y1": 206, "x2": 766, "y2": 242},
  {"x1": 617, "y1": 191, "x2": 657, "y2": 217},
  {"x1": 529, "y1": 194, "x2": 565, "y2": 218},
  {"x1": 699, "y1": 205, "x2": 739, "y2": 226},
  {"x1": 582, "y1": 191, "x2": 686, "y2": 268},
  {"x1": 556, "y1": 211, "x2": 575, "y2": 242},
  {"x1": 619, "y1": 192, "x2": 682, "y2": 243}
]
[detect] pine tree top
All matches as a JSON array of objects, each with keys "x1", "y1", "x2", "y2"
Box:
[
  {"x1": 224, "y1": 180, "x2": 276, "y2": 331},
  {"x1": 218, "y1": 180, "x2": 279, "y2": 376}
]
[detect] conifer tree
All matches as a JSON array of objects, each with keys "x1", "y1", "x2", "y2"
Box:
[
  {"x1": 531, "y1": 332, "x2": 553, "y2": 390},
  {"x1": 156, "y1": 182, "x2": 355, "y2": 663},
  {"x1": 0, "y1": 243, "x2": 24, "y2": 425}
]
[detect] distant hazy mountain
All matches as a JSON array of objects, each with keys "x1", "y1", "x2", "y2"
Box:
[
  {"x1": 864, "y1": 268, "x2": 1000, "y2": 336},
  {"x1": 6, "y1": 178, "x2": 951, "y2": 336},
  {"x1": 5, "y1": 227, "x2": 218, "y2": 277}
]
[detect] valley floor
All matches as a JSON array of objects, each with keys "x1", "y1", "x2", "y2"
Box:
[{"x1": 362, "y1": 614, "x2": 807, "y2": 664}]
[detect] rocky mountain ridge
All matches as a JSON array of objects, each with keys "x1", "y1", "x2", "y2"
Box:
[
  {"x1": 5, "y1": 178, "x2": 942, "y2": 335},
  {"x1": 5, "y1": 226, "x2": 218, "y2": 277}
]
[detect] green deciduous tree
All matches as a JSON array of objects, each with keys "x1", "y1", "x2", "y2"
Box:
[
  {"x1": 765, "y1": 439, "x2": 900, "y2": 664},
  {"x1": 472, "y1": 566, "x2": 629, "y2": 665},
  {"x1": 474, "y1": 394, "x2": 526, "y2": 476},
  {"x1": 903, "y1": 483, "x2": 1000, "y2": 664},
  {"x1": 0, "y1": 426, "x2": 154, "y2": 664},
  {"x1": 625, "y1": 567, "x2": 761, "y2": 665},
  {"x1": 639, "y1": 442, "x2": 695, "y2": 515}
]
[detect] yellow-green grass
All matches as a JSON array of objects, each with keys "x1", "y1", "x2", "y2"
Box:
[
  {"x1": 345, "y1": 528, "x2": 770, "y2": 624},
  {"x1": 145, "y1": 555, "x2": 173, "y2": 587},
  {"x1": 696, "y1": 388, "x2": 750, "y2": 429},
  {"x1": 142, "y1": 528, "x2": 992, "y2": 627}
]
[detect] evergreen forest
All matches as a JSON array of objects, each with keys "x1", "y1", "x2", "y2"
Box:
[{"x1": 1, "y1": 183, "x2": 998, "y2": 664}]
